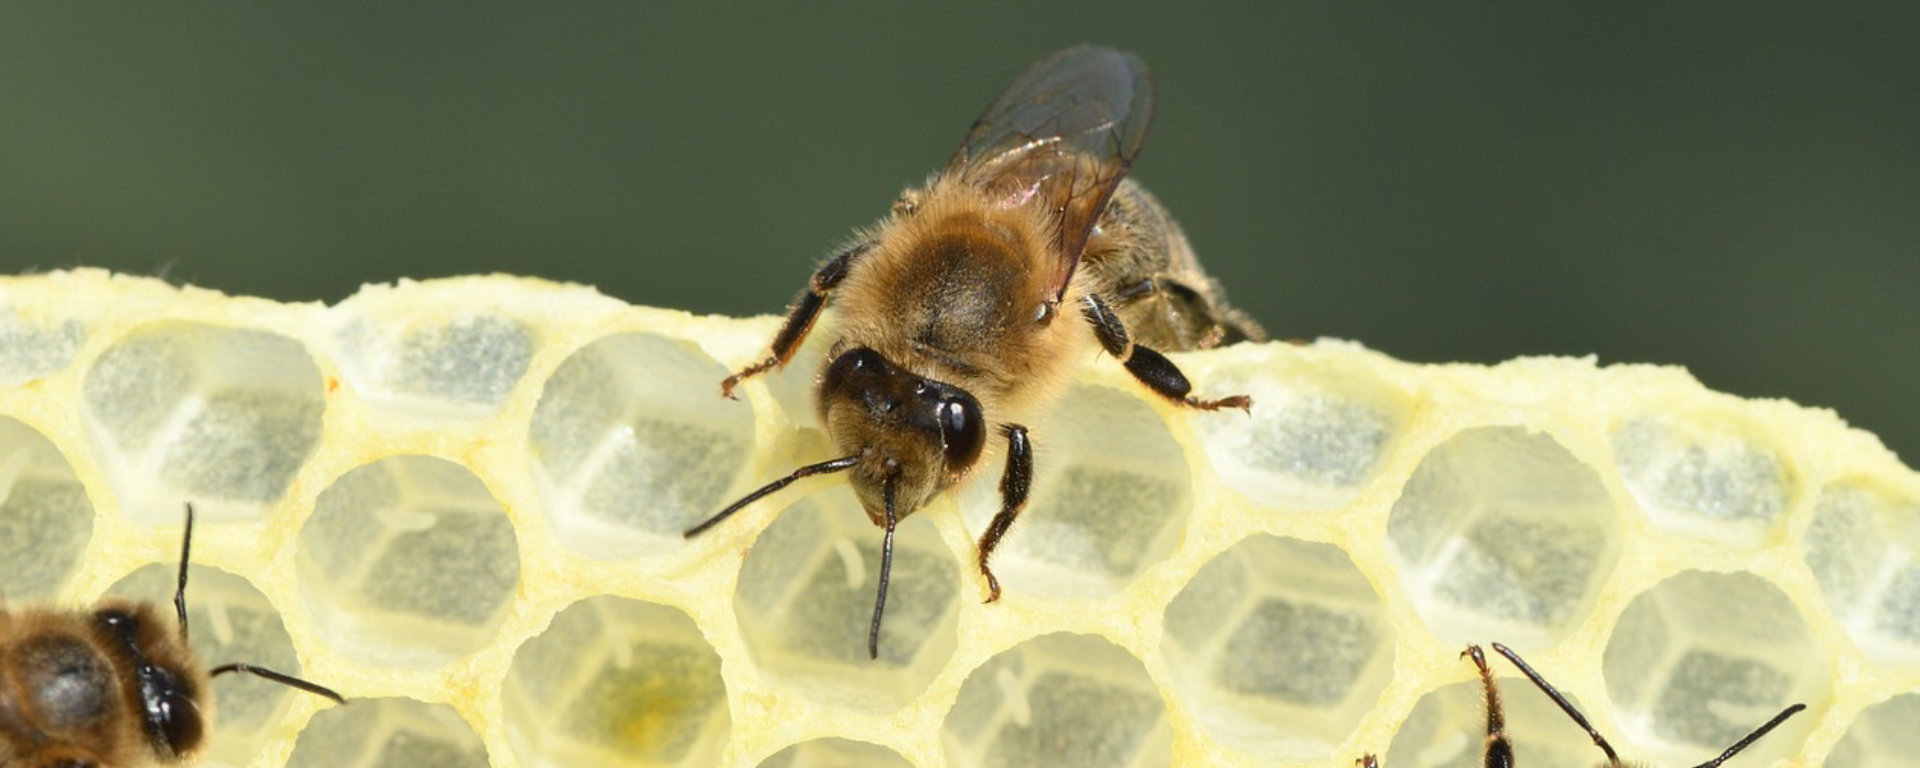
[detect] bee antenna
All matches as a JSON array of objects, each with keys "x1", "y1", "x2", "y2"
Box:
[
  {"x1": 1688, "y1": 702, "x2": 1806, "y2": 768},
  {"x1": 175, "y1": 502, "x2": 194, "y2": 643},
  {"x1": 210, "y1": 663, "x2": 347, "y2": 705},
  {"x1": 684, "y1": 455, "x2": 860, "y2": 538},
  {"x1": 1490, "y1": 642, "x2": 1621, "y2": 765},
  {"x1": 870, "y1": 471, "x2": 898, "y2": 660}
]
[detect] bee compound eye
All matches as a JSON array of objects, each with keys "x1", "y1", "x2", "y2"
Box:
[
  {"x1": 845, "y1": 347, "x2": 886, "y2": 371},
  {"x1": 139, "y1": 665, "x2": 205, "y2": 756},
  {"x1": 824, "y1": 347, "x2": 888, "y2": 389},
  {"x1": 155, "y1": 687, "x2": 206, "y2": 755},
  {"x1": 938, "y1": 396, "x2": 986, "y2": 470}
]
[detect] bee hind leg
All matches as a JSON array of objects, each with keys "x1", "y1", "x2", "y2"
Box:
[
  {"x1": 1113, "y1": 276, "x2": 1267, "y2": 348},
  {"x1": 1079, "y1": 294, "x2": 1250, "y2": 412},
  {"x1": 721, "y1": 241, "x2": 873, "y2": 399}
]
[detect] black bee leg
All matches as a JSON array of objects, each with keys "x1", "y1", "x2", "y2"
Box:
[
  {"x1": 721, "y1": 240, "x2": 873, "y2": 399},
  {"x1": 1464, "y1": 645, "x2": 1516, "y2": 768},
  {"x1": 975, "y1": 424, "x2": 1032, "y2": 603},
  {"x1": 1080, "y1": 294, "x2": 1250, "y2": 412},
  {"x1": 1114, "y1": 276, "x2": 1211, "y2": 311},
  {"x1": 1489, "y1": 643, "x2": 1620, "y2": 766}
]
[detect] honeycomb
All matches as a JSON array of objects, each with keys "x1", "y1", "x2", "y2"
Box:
[{"x1": 1, "y1": 268, "x2": 1916, "y2": 768}]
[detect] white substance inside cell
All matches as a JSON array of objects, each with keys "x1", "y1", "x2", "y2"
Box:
[
  {"x1": 834, "y1": 537, "x2": 865, "y2": 590},
  {"x1": 997, "y1": 668, "x2": 1032, "y2": 728}
]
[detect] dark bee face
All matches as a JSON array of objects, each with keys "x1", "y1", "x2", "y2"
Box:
[
  {"x1": 0, "y1": 605, "x2": 207, "y2": 767},
  {"x1": 93, "y1": 607, "x2": 206, "y2": 759},
  {"x1": 818, "y1": 346, "x2": 986, "y2": 523}
]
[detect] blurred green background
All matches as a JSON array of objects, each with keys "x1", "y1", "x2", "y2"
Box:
[{"x1": 3, "y1": 5, "x2": 1916, "y2": 461}]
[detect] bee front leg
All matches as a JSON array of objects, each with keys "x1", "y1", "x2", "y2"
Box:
[
  {"x1": 1488, "y1": 643, "x2": 1624, "y2": 766},
  {"x1": 1463, "y1": 645, "x2": 1517, "y2": 768},
  {"x1": 1079, "y1": 294, "x2": 1251, "y2": 412},
  {"x1": 975, "y1": 424, "x2": 1032, "y2": 603},
  {"x1": 721, "y1": 241, "x2": 873, "y2": 399}
]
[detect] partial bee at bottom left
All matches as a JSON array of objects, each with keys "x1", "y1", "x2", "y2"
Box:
[{"x1": 0, "y1": 503, "x2": 343, "y2": 767}]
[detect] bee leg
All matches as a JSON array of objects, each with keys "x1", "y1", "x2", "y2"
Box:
[
  {"x1": 974, "y1": 424, "x2": 1032, "y2": 603},
  {"x1": 1488, "y1": 642, "x2": 1621, "y2": 766},
  {"x1": 721, "y1": 240, "x2": 873, "y2": 399},
  {"x1": 1114, "y1": 277, "x2": 1267, "y2": 347},
  {"x1": 1080, "y1": 294, "x2": 1250, "y2": 412},
  {"x1": 1463, "y1": 645, "x2": 1517, "y2": 768}
]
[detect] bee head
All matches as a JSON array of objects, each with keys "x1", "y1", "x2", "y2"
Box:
[
  {"x1": 92, "y1": 604, "x2": 208, "y2": 760},
  {"x1": 818, "y1": 346, "x2": 986, "y2": 522}
]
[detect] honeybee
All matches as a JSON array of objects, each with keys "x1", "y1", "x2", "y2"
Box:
[
  {"x1": 1426, "y1": 643, "x2": 1805, "y2": 768},
  {"x1": 686, "y1": 45, "x2": 1263, "y2": 658},
  {"x1": 0, "y1": 503, "x2": 343, "y2": 766}
]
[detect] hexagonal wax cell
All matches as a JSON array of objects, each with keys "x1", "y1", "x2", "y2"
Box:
[
  {"x1": 1195, "y1": 361, "x2": 1406, "y2": 510},
  {"x1": 1602, "y1": 571, "x2": 1825, "y2": 766},
  {"x1": 1802, "y1": 481, "x2": 1920, "y2": 664},
  {"x1": 297, "y1": 455, "x2": 520, "y2": 668},
  {"x1": 1161, "y1": 535, "x2": 1393, "y2": 759},
  {"x1": 81, "y1": 321, "x2": 324, "y2": 524},
  {"x1": 0, "y1": 416, "x2": 94, "y2": 600},
  {"x1": 756, "y1": 738, "x2": 914, "y2": 768},
  {"x1": 735, "y1": 486, "x2": 959, "y2": 709},
  {"x1": 1826, "y1": 693, "x2": 1920, "y2": 768},
  {"x1": 332, "y1": 310, "x2": 534, "y2": 421},
  {"x1": 1386, "y1": 673, "x2": 1607, "y2": 768},
  {"x1": 529, "y1": 332, "x2": 754, "y2": 560},
  {"x1": 286, "y1": 697, "x2": 489, "y2": 768},
  {"x1": 107, "y1": 563, "x2": 312, "y2": 768},
  {"x1": 505, "y1": 597, "x2": 730, "y2": 768},
  {"x1": 959, "y1": 385, "x2": 1190, "y2": 600},
  {"x1": 1387, "y1": 426, "x2": 1623, "y2": 647},
  {"x1": 1611, "y1": 413, "x2": 1795, "y2": 546},
  {"x1": 0, "y1": 303, "x2": 84, "y2": 385},
  {"x1": 942, "y1": 633, "x2": 1170, "y2": 768}
]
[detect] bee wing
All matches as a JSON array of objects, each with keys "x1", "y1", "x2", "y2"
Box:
[{"x1": 948, "y1": 45, "x2": 1152, "y2": 303}]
